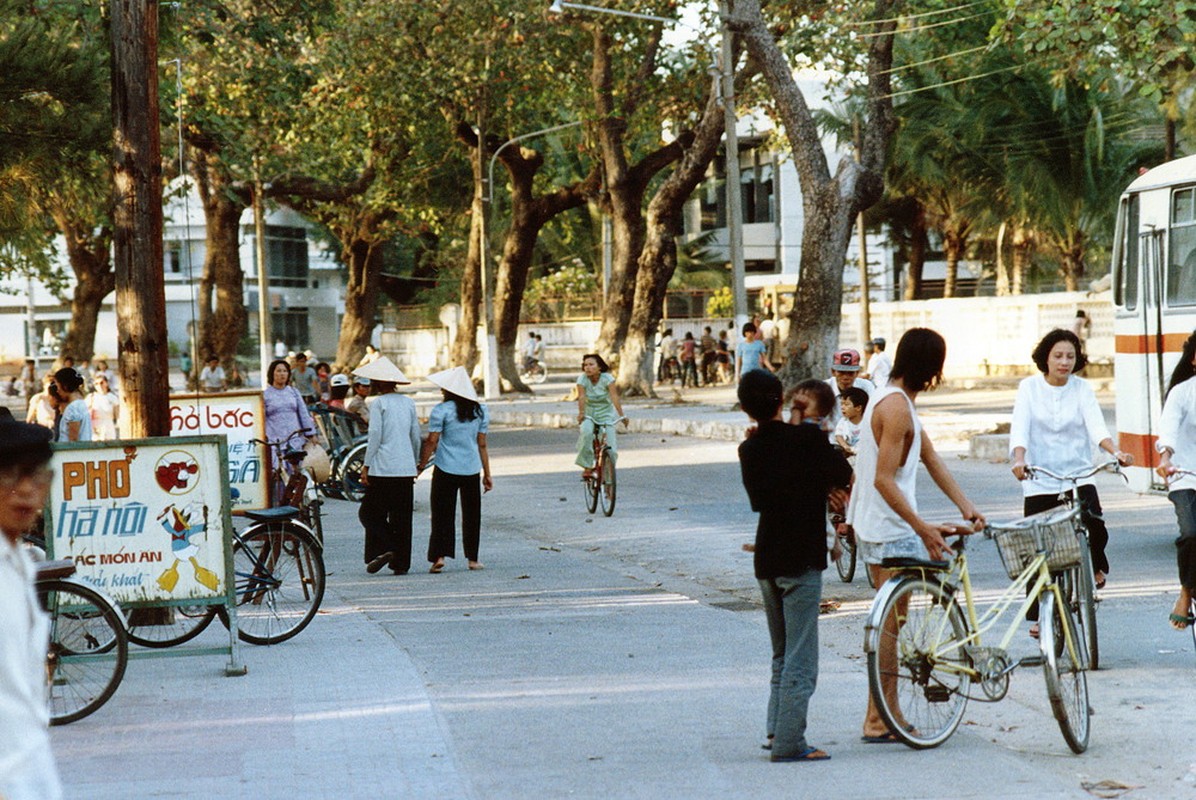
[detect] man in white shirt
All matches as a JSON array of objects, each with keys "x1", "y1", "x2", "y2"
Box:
[
  {"x1": 865, "y1": 337, "x2": 892, "y2": 388},
  {"x1": 0, "y1": 421, "x2": 63, "y2": 800},
  {"x1": 825, "y1": 349, "x2": 876, "y2": 428}
]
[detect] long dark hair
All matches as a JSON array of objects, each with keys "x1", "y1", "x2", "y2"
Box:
[
  {"x1": 1167, "y1": 330, "x2": 1196, "y2": 398},
  {"x1": 581, "y1": 353, "x2": 610, "y2": 373},
  {"x1": 445, "y1": 391, "x2": 481, "y2": 422},
  {"x1": 889, "y1": 328, "x2": 946, "y2": 392}
]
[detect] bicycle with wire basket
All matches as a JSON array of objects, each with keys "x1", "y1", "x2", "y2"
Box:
[
  {"x1": 253, "y1": 430, "x2": 325, "y2": 545},
  {"x1": 581, "y1": 415, "x2": 623, "y2": 517},
  {"x1": 863, "y1": 507, "x2": 1093, "y2": 753},
  {"x1": 1021, "y1": 461, "x2": 1123, "y2": 670}
]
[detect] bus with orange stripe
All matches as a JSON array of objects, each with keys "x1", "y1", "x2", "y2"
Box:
[{"x1": 1113, "y1": 154, "x2": 1196, "y2": 492}]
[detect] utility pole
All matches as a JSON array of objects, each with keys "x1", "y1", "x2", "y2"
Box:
[
  {"x1": 254, "y1": 160, "x2": 272, "y2": 383},
  {"x1": 111, "y1": 0, "x2": 169, "y2": 436},
  {"x1": 854, "y1": 118, "x2": 871, "y2": 343},
  {"x1": 720, "y1": 0, "x2": 747, "y2": 331}
]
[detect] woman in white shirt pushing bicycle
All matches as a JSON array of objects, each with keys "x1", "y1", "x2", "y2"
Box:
[{"x1": 1155, "y1": 330, "x2": 1196, "y2": 630}]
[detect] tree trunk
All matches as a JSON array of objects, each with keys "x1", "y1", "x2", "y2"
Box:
[
  {"x1": 730, "y1": 0, "x2": 896, "y2": 387},
  {"x1": 335, "y1": 233, "x2": 385, "y2": 370},
  {"x1": 49, "y1": 205, "x2": 113, "y2": 364},
  {"x1": 1011, "y1": 224, "x2": 1034, "y2": 295},
  {"x1": 942, "y1": 229, "x2": 965, "y2": 299},
  {"x1": 1058, "y1": 238, "x2": 1084, "y2": 292},
  {"x1": 904, "y1": 207, "x2": 928, "y2": 300},
  {"x1": 451, "y1": 163, "x2": 484, "y2": 371},
  {"x1": 618, "y1": 93, "x2": 726, "y2": 397},
  {"x1": 110, "y1": 0, "x2": 169, "y2": 437},
  {"x1": 191, "y1": 149, "x2": 249, "y2": 370},
  {"x1": 994, "y1": 221, "x2": 1009, "y2": 296}
]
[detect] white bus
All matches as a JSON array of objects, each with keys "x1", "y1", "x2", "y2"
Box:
[{"x1": 1112, "y1": 154, "x2": 1196, "y2": 492}]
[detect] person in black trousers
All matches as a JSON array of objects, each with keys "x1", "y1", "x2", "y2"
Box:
[{"x1": 419, "y1": 367, "x2": 492, "y2": 572}]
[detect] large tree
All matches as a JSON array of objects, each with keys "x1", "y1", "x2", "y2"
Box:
[{"x1": 728, "y1": 0, "x2": 898, "y2": 384}]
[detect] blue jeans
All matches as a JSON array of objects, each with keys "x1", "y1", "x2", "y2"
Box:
[{"x1": 758, "y1": 570, "x2": 821, "y2": 757}]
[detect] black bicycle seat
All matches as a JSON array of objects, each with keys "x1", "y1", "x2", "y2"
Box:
[
  {"x1": 243, "y1": 506, "x2": 302, "y2": 523},
  {"x1": 880, "y1": 556, "x2": 950, "y2": 571}
]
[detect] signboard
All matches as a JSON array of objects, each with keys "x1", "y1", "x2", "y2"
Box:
[
  {"x1": 170, "y1": 390, "x2": 267, "y2": 510},
  {"x1": 46, "y1": 437, "x2": 235, "y2": 607}
]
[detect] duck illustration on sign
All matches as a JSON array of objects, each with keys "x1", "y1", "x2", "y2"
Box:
[{"x1": 156, "y1": 502, "x2": 219, "y2": 592}]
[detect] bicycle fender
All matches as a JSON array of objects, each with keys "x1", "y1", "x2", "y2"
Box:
[{"x1": 862, "y1": 575, "x2": 915, "y2": 655}]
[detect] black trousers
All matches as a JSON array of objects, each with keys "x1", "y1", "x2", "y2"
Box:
[
  {"x1": 1167, "y1": 489, "x2": 1196, "y2": 591},
  {"x1": 427, "y1": 467, "x2": 481, "y2": 562},
  {"x1": 360, "y1": 475, "x2": 414, "y2": 573},
  {"x1": 1024, "y1": 484, "x2": 1110, "y2": 575},
  {"x1": 1023, "y1": 485, "x2": 1109, "y2": 622}
]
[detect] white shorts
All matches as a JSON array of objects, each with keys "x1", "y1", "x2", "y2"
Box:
[{"x1": 858, "y1": 534, "x2": 927, "y2": 566}]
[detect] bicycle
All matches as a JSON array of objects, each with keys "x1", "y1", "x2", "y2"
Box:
[
  {"x1": 519, "y1": 358, "x2": 548, "y2": 385},
  {"x1": 1021, "y1": 461, "x2": 1122, "y2": 670},
  {"x1": 863, "y1": 507, "x2": 1092, "y2": 753},
  {"x1": 252, "y1": 431, "x2": 325, "y2": 545},
  {"x1": 581, "y1": 415, "x2": 622, "y2": 517},
  {"x1": 831, "y1": 513, "x2": 856, "y2": 583},
  {"x1": 36, "y1": 558, "x2": 129, "y2": 725}
]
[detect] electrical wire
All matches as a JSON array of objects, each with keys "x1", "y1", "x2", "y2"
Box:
[
  {"x1": 844, "y1": 0, "x2": 994, "y2": 27},
  {"x1": 856, "y1": 9, "x2": 996, "y2": 37}
]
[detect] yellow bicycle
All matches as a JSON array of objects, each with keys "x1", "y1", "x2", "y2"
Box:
[{"x1": 863, "y1": 506, "x2": 1091, "y2": 753}]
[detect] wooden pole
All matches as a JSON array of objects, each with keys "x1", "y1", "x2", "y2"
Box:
[{"x1": 111, "y1": 0, "x2": 169, "y2": 436}]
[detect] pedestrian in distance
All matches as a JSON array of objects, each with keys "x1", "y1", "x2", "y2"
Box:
[
  {"x1": 25, "y1": 374, "x2": 56, "y2": 433},
  {"x1": 699, "y1": 326, "x2": 717, "y2": 385},
  {"x1": 736, "y1": 370, "x2": 851, "y2": 763},
  {"x1": 846, "y1": 327, "x2": 985, "y2": 743},
  {"x1": 199, "y1": 355, "x2": 227, "y2": 393},
  {"x1": 1009, "y1": 328, "x2": 1132, "y2": 606},
  {"x1": 735, "y1": 322, "x2": 775, "y2": 382},
  {"x1": 866, "y1": 337, "x2": 892, "y2": 388},
  {"x1": 0, "y1": 420, "x2": 64, "y2": 799},
  {"x1": 346, "y1": 375, "x2": 371, "y2": 428},
  {"x1": 1151, "y1": 330, "x2": 1196, "y2": 630},
  {"x1": 328, "y1": 373, "x2": 351, "y2": 409},
  {"x1": 575, "y1": 354, "x2": 627, "y2": 481},
  {"x1": 420, "y1": 367, "x2": 492, "y2": 573},
  {"x1": 354, "y1": 357, "x2": 421, "y2": 576},
  {"x1": 86, "y1": 373, "x2": 120, "y2": 441},
  {"x1": 52, "y1": 367, "x2": 91, "y2": 442},
  {"x1": 679, "y1": 331, "x2": 699, "y2": 388},
  {"x1": 834, "y1": 386, "x2": 869, "y2": 457},
  {"x1": 290, "y1": 352, "x2": 318, "y2": 404}
]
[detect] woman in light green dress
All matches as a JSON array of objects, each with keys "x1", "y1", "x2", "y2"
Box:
[{"x1": 575, "y1": 353, "x2": 627, "y2": 478}]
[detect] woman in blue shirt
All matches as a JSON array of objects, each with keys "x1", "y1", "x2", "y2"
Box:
[{"x1": 420, "y1": 367, "x2": 492, "y2": 573}]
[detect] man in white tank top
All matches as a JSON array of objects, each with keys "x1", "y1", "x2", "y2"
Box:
[{"x1": 847, "y1": 328, "x2": 986, "y2": 743}]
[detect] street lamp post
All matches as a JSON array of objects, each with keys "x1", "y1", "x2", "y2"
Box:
[
  {"x1": 479, "y1": 120, "x2": 584, "y2": 399},
  {"x1": 548, "y1": 0, "x2": 747, "y2": 329}
]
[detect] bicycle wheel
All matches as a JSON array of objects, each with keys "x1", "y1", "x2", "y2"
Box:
[
  {"x1": 866, "y1": 576, "x2": 971, "y2": 749},
  {"x1": 584, "y1": 466, "x2": 599, "y2": 514},
  {"x1": 218, "y1": 523, "x2": 325, "y2": 645},
  {"x1": 339, "y1": 441, "x2": 368, "y2": 502},
  {"x1": 1074, "y1": 534, "x2": 1100, "y2": 670},
  {"x1": 126, "y1": 604, "x2": 216, "y2": 648},
  {"x1": 41, "y1": 579, "x2": 129, "y2": 725},
  {"x1": 1039, "y1": 591, "x2": 1090, "y2": 753},
  {"x1": 599, "y1": 447, "x2": 616, "y2": 516},
  {"x1": 835, "y1": 529, "x2": 856, "y2": 583}
]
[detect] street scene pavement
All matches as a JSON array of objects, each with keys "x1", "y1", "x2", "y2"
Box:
[{"x1": 52, "y1": 382, "x2": 1196, "y2": 799}]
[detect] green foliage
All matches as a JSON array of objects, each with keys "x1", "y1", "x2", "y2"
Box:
[{"x1": 525, "y1": 263, "x2": 599, "y2": 306}]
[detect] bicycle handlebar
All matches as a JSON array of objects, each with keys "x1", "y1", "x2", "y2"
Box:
[
  {"x1": 249, "y1": 429, "x2": 313, "y2": 448},
  {"x1": 581, "y1": 415, "x2": 626, "y2": 427},
  {"x1": 1024, "y1": 460, "x2": 1121, "y2": 483}
]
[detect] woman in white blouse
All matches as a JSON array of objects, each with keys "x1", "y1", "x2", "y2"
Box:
[
  {"x1": 1154, "y1": 330, "x2": 1196, "y2": 630},
  {"x1": 1010, "y1": 329, "x2": 1132, "y2": 599}
]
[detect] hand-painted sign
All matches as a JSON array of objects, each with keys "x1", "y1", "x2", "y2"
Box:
[
  {"x1": 47, "y1": 437, "x2": 233, "y2": 605},
  {"x1": 169, "y1": 390, "x2": 267, "y2": 510}
]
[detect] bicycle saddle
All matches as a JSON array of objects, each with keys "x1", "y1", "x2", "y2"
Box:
[
  {"x1": 880, "y1": 556, "x2": 950, "y2": 571},
  {"x1": 243, "y1": 506, "x2": 302, "y2": 523},
  {"x1": 35, "y1": 559, "x2": 77, "y2": 580}
]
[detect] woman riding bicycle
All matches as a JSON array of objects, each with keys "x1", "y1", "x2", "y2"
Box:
[
  {"x1": 1154, "y1": 329, "x2": 1196, "y2": 630},
  {"x1": 575, "y1": 354, "x2": 626, "y2": 480},
  {"x1": 1010, "y1": 329, "x2": 1132, "y2": 601}
]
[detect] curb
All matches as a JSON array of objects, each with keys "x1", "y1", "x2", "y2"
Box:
[{"x1": 487, "y1": 409, "x2": 750, "y2": 443}]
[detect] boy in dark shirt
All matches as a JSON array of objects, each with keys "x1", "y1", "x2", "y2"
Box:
[{"x1": 737, "y1": 371, "x2": 852, "y2": 762}]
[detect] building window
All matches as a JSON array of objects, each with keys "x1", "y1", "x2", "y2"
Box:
[
  {"x1": 271, "y1": 308, "x2": 309, "y2": 351},
  {"x1": 1168, "y1": 187, "x2": 1196, "y2": 307},
  {"x1": 261, "y1": 226, "x2": 310, "y2": 288}
]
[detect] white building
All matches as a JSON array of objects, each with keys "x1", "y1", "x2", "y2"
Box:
[{"x1": 0, "y1": 179, "x2": 345, "y2": 369}]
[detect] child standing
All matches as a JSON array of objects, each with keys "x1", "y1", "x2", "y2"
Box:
[
  {"x1": 833, "y1": 386, "x2": 869, "y2": 456},
  {"x1": 737, "y1": 371, "x2": 852, "y2": 762}
]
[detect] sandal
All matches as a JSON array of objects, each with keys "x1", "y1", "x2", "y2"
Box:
[
  {"x1": 1169, "y1": 612, "x2": 1195, "y2": 630},
  {"x1": 770, "y1": 747, "x2": 830, "y2": 763}
]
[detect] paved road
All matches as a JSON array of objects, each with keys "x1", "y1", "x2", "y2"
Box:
[{"x1": 51, "y1": 414, "x2": 1196, "y2": 799}]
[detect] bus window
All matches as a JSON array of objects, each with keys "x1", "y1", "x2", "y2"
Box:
[
  {"x1": 1114, "y1": 195, "x2": 1139, "y2": 310},
  {"x1": 1168, "y1": 187, "x2": 1196, "y2": 306}
]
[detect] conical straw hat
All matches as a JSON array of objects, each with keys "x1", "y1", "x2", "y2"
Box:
[
  {"x1": 352, "y1": 356, "x2": 409, "y2": 384},
  {"x1": 426, "y1": 366, "x2": 479, "y2": 402}
]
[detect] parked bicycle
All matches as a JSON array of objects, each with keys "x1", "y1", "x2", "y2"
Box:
[
  {"x1": 252, "y1": 431, "x2": 325, "y2": 544},
  {"x1": 36, "y1": 558, "x2": 129, "y2": 725},
  {"x1": 581, "y1": 416, "x2": 622, "y2": 517},
  {"x1": 864, "y1": 508, "x2": 1092, "y2": 753},
  {"x1": 1022, "y1": 461, "x2": 1122, "y2": 670},
  {"x1": 122, "y1": 509, "x2": 325, "y2": 648}
]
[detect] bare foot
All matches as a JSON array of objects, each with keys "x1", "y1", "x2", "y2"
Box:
[{"x1": 468, "y1": 561, "x2": 484, "y2": 571}]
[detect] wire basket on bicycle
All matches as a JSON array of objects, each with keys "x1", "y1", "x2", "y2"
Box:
[{"x1": 988, "y1": 505, "x2": 1083, "y2": 580}]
